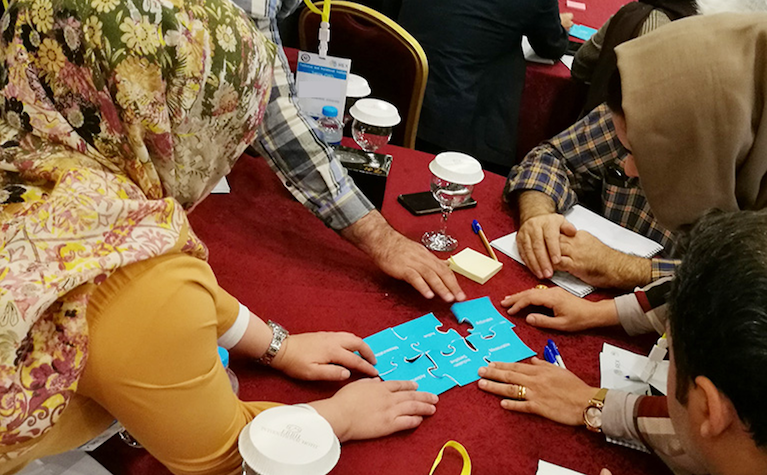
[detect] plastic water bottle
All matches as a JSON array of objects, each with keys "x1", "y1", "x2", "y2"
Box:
[
  {"x1": 317, "y1": 106, "x2": 343, "y2": 145},
  {"x1": 218, "y1": 346, "x2": 240, "y2": 396}
]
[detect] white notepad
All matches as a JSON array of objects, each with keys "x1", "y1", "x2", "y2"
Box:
[{"x1": 491, "y1": 205, "x2": 664, "y2": 297}]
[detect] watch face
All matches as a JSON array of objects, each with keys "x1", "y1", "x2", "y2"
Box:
[{"x1": 585, "y1": 406, "x2": 603, "y2": 428}]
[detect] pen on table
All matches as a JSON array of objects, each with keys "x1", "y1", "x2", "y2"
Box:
[
  {"x1": 544, "y1": 346, "x2": 558, "y2": 366},
  {"x1": 471, "y1": 219, "x2": 498, "y2": 261},
  {"x1": 547, "y1": 339, "x2": 567, "y2": 369}
]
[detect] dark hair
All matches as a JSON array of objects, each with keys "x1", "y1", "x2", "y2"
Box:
[
  {"x1": 605, "y1": 68, "x2": 623, "y2": 116},
  {"x1": 669, "y1": 209, "x2": 767, "y2": 447}
]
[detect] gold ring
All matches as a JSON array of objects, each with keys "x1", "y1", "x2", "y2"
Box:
[
  {"x1": 534, "y1": 284, "x2": 548, "y2": 290},
  {"x1": 516, "y1": 385, "x2": 527, "y2": 400}
]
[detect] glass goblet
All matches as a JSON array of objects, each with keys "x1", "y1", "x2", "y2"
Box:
[
  {"x1": 421, "y1": 175, "x2": 474, "y2": 252},
  {"x1": 421, "y1": 152, "x2": 484, "y2": 252},
  {"x1": 349, "y1": 98, "x2": 400, "y2": 168}
]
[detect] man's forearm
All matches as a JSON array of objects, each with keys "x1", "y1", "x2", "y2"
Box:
[
  {"x1": 339, "y1": 210, "x2": 392, "y2": 258},
  {"x1": 518, "y1": 190, "x2": 557, "y2": 224},
  {"x1": 608, "y1": 251, "x2": 653, "y2": 289}
]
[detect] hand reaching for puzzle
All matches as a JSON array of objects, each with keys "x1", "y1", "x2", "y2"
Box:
[
  {"x1": 501, "y1": 286, "x2": 619, "y2": 332},
  {"x1": 309, "y1": 379, "x2": 439, "y2": 442},
  {"x1": 272, "y1": 332, "x2": 379, "y2": 381},
  {"x1": 477, "y1": 358, "x2": 597, "y2": 426}
]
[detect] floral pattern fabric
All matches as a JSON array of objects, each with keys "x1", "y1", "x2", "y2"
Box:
[{"x1": 0, "y1": 0, "x2": 275, "y2": 452}]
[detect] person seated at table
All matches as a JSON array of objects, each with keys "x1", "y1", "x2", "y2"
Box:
[
  {"x1": 481, "y1": 209, "x2": 767, "y2": 475},
  {"x1": 397, "y1": 0, "x2": 573, "y2": 176},
  {"x1": 505, "y1": 0, "x2": 767, "y2": 291},
  {"x1": 571, "y1": 0, "x2": 698, "y2": 116},
  {"x1": 480, "y1": 15, "x2": 767, "y2": 474},
  {"x1": 504, "y1": 11, "x2": 767, "y2": 334},
  {"x1": 0, "y1": 0, "x2": 438, "y2": 473}
]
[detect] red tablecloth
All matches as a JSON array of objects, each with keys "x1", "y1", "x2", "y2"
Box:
[{"x1": 91, "y1": 143, "x2": 669, "y2": 475}]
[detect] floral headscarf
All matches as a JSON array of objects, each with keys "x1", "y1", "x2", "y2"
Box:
[{"x1": 0, "y1": 0, "x2": 275, "y2": 452}]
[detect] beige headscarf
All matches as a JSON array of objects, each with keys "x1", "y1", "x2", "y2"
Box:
[{"x1": 615, "y1": 13, "x2": 767, "y2": 230}]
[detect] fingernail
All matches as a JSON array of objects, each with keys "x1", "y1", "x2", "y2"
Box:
[
  {"x1": 526, "y1": 315, "x2": 536, "y2": 324},
  {"x1": 432, "y1": 394, "x2": 439, "y2": 403},
  {"x1": 445, "y1": 293, "x2": 455, "y2": 302},
  {"x1": 488, "y1": 362, "x2": 496, "y2": 368},
  {"x1": 456, "y1": 292, "x2": 466, "y2": 301},
  {"x1": 425, "y1": 291, "x2": 435, "y2": 299},
  {"x1": 341, "y1": 369, "x2": 351, "y2": 379},
  {"x1": 544, "y1": 269, "x2": 553, "y2": 278},
  {"x1": 478, "y1": 367, "x2": 486, "y2": 376},
  {"x1": 478, "y1": 379, "x2": 487, "y2": 388}
]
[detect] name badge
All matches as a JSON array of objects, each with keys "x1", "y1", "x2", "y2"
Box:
[{"x1": 296, "y1": 51, "x2": 351, "y2": 118}]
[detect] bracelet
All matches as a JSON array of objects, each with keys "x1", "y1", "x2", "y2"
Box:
[{"x1": 257, "y1": 320, "x2": 289, "y2": 366}]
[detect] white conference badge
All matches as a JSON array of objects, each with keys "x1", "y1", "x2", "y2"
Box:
[{"x1": 296, "y1": 51, "x2": 351, "y2": 118}]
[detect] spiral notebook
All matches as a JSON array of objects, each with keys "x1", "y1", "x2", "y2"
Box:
[{"x1": 491, "y1": 205, "x2": 664, "y2": 297}]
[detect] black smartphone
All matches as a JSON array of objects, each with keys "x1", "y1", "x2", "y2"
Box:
[{"x1": 397, "y1": 191, "x2": 478, "y2": 216}]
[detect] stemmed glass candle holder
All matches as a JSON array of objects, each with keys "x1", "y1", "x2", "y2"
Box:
[
  {"x1": 349, "y1": 98, "x2": 400, "y2": 167},
  {"x1": 421, "y1": 152, "x2": 484, "y2": 252}
]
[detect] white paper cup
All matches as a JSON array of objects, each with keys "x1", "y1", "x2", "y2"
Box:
[
  {"x1": 239, "y1": 405, "x2": 340, "y2": 475},
  {"x1": 428, "y1": 152, "x2": 484, "y2": 185},
  {"x1": 349, "y1": 98, "x2": 401, "y2": 127}
]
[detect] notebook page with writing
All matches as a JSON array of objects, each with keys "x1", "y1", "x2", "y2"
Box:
[{"x1": 490, "y1": 205, "x2": 664, "y2": 297}]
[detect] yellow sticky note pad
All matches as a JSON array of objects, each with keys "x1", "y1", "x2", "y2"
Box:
[{"x1": 448, "y1": 248, "x2": 503, "y2": 284}]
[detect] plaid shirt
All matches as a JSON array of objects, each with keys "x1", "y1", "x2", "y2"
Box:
[
  {"x1": 234, "y1": 0, "x2": 375, "y2": 230},
  {"x1": 505, "y1": 104, "x2": 679, "y2": 281}
]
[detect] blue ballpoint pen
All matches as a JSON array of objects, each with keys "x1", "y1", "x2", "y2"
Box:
[
  {"x1": 547, "y1": 339, "x2": 567, "y2": 369},
  {"x1": 543, "y1": 346, "x2": 558, "y2": 366}
]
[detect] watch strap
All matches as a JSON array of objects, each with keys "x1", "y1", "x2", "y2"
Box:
[{"x1": 257, "y1": 320, "x2": 289, "y2": 366}]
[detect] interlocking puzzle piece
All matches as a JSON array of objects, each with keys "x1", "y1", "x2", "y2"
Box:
[
  {"x1": 384, "y1": 353, "x2": 457, "y2": 395},
  {"x1": 428, "y1": 337, "x2": 485, "y2": 386},
  {"x1": 389, "y1": 313, "x2": 463, "y2": 360},
  {"x1": 450, "y1": 296, "x2": 515, "y2": 339},
  {"x1": 364, "y1": 328, "x2": 407, "y2": 378},
  {"x1": 364, "y1": 297, "x2": 535, "y2": 395},
  {"x1": 466, "y1": 322, "x2": 536, "y2": 364}
]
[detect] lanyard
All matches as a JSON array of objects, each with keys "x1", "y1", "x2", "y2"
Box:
[{"x1": 429, "y1": 440, "x2": 472, "y2": 475}]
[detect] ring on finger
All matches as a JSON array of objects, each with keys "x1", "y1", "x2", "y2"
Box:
[
  {"x1": 515, "y1": 384, "x2": 527, "y2": 400},
  {"x1": 534, "y1": 284, "x2": 548, "y2": 290}
]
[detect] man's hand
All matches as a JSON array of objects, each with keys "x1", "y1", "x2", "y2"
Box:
[
  {"x1": 272, "y1": 332, "x2": 379, "y2": 381},
  {"x1": 478, "y1": 358, "x2": 597, "y2": 426},
  {"x1": 501, "y1": 287, "x2": 619, "y2": 332},
  {"x1": 517, "y1": 214, "x2": 577, "y2": 279},
  {"x1": 560, "y1": 12, "x2": 574, "y2": 31},
  {"x1": 341, "y1": 211, "x2": 466, "y2": 302},
  {"x1": 309, "y1": 379, "x2": 438, "y2": 442},
  {"x1": 556, "y1": 230, "x2": 652, "y2": 289},
  {"x1": 516, "y1": 191, "x2": 577, "y2": 279}
]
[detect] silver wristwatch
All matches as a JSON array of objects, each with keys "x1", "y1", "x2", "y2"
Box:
[{"x1": 257, "y1": 320, "x2": 289, "y2": 366}]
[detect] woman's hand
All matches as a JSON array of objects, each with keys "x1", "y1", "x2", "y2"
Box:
[
  {"x1": 501, "y1": 287, "x2": 618, "y2": 332},
  {"x1": 271, "y1": 332, "x2": 378, "y2": 381},
  {"x1": 477, "y1": 358, "x2": 597, "y2": 426},
  {"x1": 309, "y1": 379, "x2": 438, "y2": 442}
]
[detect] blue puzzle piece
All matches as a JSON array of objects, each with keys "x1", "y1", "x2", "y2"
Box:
[
  {"x1": 364, "y1": 297, "x2": 536, "y2": 395},
  {"x1": 390, "y1": 313, "x2": 462, "y2": 360},
  {"x1": 450, "y1": 296, "x2": 515, "y2": 339},
  {"x1": 466, "y1": 322, "x2": 536, "y2": 364},
  {"x1": 428, "y1": 337, "x2": 485, "y2": 386},
  {"x1": 384, "y1": 353, "x2": 457, "y2": 395},
  {"x1": 363, "y1": 328, "x2": 407, "y2": 378}
]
